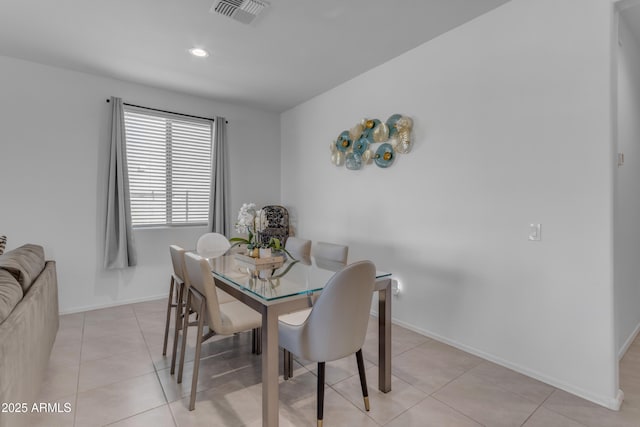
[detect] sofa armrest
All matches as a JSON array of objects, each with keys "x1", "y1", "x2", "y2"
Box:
[{"x1": 0, "y1": 261, "x2": 59, "y2": 427}]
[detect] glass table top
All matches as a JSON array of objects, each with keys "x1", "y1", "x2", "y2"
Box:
[{"x1": 209, "y1": 254, "x2": 391, "y2": 302}]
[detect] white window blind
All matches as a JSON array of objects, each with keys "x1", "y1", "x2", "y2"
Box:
[{"x1": 123, "y1": 106, "x2": 213, "y2": 227}]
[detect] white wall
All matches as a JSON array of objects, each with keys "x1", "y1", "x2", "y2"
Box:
[
  {"x1": 0, "y1": 55, "x2": 281, "y2": 313},
  {"x1": 282, "y1": 0, "x2": 620, "y2": 409},
  {"x1": 615, "y1": 12, "x2": 640, "y2": 357}
]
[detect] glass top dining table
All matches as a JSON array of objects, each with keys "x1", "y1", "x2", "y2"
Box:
[
  {"x1": 208, "y1": 253, "x2": 391, "y2": 302},
  {"x1": 207, "y1": 253, "x2": 393, "y2": 427}
]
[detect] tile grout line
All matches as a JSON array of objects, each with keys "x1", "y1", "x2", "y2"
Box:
[
  {"x1": 101, "y1": 403, "x2": 172, "y2": 427},
  {"x1": 74, "y1": 309, "x2": 156, "y2": 395},
  {"x1": 95, "y1": 307, "x2": 178, "y2": 427},
  {"x1": 133, "y1": 303, "x2": 179, "y2": 427},
  {"x1": 517, "y1": 388, "x2": 558, "y2": 427},
  {"x1": 75, "y1": 304, "x2": 173, "y2": 427},
  {"x1": 79, "y1": 314, "x2": 147, "y2": 365},
  {"x1": 423, "y1": 359, "x2": 491, "y2": 427},
  {"x1": 429, "y1": 394, "x2": 488, "y2": 427},
  {"x1": 324, "y1": 358, "x2": 427, "y2": 427},
  {"x1": 377, "y1": 393, "x2": 431, "y2": 426},
  {"x1": 463, "y1": 363, "x2": 558, "y2": 409},
  {"x1": 386, "y1": 336, "x2": 432, "y2": 359},
  {"x1": 72, "y1": 312, "x2": 86, "y2": 427},
  {"x1": 327, "y1": 377, "x2": 385, "y2": 427},
  {"x1": 424, "y1": 353, "x2": 485, "y2": 397},
  {"x1": 426, "y1": 364, "x2": 556, "y2": 427},
  {"x1": 319, "y1": 331, "x2": 433, "y2": 425},
  {"x1": 537, "y1": 390, "x2": 591, "y2": 427}
]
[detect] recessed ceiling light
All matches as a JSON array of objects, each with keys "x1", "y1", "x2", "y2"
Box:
[{"x1": 189, "y1": 48, "x2": 209, "y2": 58}]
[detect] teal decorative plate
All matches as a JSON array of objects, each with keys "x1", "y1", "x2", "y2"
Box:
[
  {"x1": 361, "y1": 119, "x2": 380, "y2": 144},
  {"x1": 353, "y1": 137, "x2": 369, "y2": 155},
  {"x1": 346, "y1": 152, "x2": 363, "y2": 170},
  {"x1": 360, "y1": 128, "x2": 374, "y2": 145},
  {"x1": 336, "y1": 130, "x2": 352, "y2": 152},
  {"x1": 386, "y1": 114, "x2": 402, "y2": 138},
  {"x1": 374, "y1": 143, "x2": 395, "y2": 168}
]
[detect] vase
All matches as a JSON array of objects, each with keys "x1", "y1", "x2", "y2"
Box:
[
  {"x1": 248, "y1": 247, "x2": 259, "y2": 258},
  {"x1": 259, "y1": 248, "x2": 272, "y2": 258}
]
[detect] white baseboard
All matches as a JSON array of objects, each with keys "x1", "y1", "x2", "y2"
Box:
[
  {"x1": 618, "y1": 321, "x2": 640, "y2": 360},
  {"x1": 369, "y1": 310, "x2": 624, "y2": 411},
  {"x1": 59, "y1": 294, "x2": 167, "y2": 315}
]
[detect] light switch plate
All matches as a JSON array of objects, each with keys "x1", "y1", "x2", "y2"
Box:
[{"x1": 529, "y1": 224, "x2": 541, "y2": 241}]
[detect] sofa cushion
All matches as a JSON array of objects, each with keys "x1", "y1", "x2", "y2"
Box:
[
  {"x1": 0, "y1": 244, "x2": 45, "y2": 293},
  {"x1": 0, "y1": 269, "x2": 23, "y2": 324}
]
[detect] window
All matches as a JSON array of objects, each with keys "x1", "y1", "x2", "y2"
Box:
[{"x1": 124, "y1": 106, "x2": 213, "y2": 227}]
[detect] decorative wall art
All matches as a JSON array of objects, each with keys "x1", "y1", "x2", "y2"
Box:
[{"x1": 330, "y1": 114, "x2": 413, "y2": 170}]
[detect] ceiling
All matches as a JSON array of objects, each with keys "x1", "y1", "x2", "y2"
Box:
[{"x1": 0, "y1": 0, "x2": 511, "y2": 112}]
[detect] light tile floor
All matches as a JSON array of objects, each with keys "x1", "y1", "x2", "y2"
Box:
[{"x1": 17, "y1": 298, "x2": 640, "y2": 426}]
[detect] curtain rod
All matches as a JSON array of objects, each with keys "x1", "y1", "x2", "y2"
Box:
[{"x1": 106, "y1": 99, "x2": 228, "y2": 124}]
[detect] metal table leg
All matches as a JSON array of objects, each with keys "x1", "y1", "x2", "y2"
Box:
[
  {"x1": 378, "y1": 279, "x2": 392, "y2": 393},
  {"x1": 262, "y1": 305, "x2": 279, "y2": 427}
]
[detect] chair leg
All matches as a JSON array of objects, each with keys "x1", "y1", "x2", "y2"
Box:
[
  {"x1": 283, "y1": 349, "x2": 291, "y2": 380},
  {"x1": 317, "y1": 362, "x2": 325, "y2": 427},
  {"x1": 189, "y1": 298, "x2": 206, "y2": 411},
  {"x1": 177, "y1": 291, "x2": 191, "y2": 384},
  {"x1": 162, "y1": 277, "x2": 175, "y2": 356},
  {"x1": 355, "y1": 349, "x2": 370, "y2": 411},
  {"x1": 252, "y1": 328, "x2": 257, "y2": 354},
  {"x1": 251, "y1": 327, "x2": 262, "y2": 355},
  {"x1": 170, "y1": 282, "x2": 184, "y2": 374}
]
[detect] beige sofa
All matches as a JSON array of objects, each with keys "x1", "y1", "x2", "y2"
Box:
[{"x1": 0, "y1": 244, "x2": 59, "y2": 427}]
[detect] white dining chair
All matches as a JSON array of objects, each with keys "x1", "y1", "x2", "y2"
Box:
[
  {"x1": 313, "y1": 241, "x2": 348, "y2": 265},
  {"x1": 165, "y1": 245, "x2": 244, "y2": 376},
  {"x1": 279, "y1": 240, "x2": 346, "y2": 378},
  {"x1": 179, "y1": 252, "x2": 263, "y2": 411},
  {"x1": 164, "y1": 245, "x2": 187, "y2": 375},
  {"x1": 284, "y1": 236, "x2": 311, "y2": 262},
  {"x1": 279, "y1": 260, "x2": 376, "y2": 426},
  {"x1": 169, "y1": 241, "x2": 260, "y2": 383},
  {"x1": 196, "y1": 233, "x2": 236, "y2": 304},
  {"x1": 196, "y1": 232, "x2": 231, "y2": 259}
]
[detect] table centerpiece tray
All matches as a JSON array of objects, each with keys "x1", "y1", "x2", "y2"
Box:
[{"x1": 234, "y1": 254, "x2": 285, "y2": 270}]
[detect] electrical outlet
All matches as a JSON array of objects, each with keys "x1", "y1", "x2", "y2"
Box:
[
  {"x1": 529, "y1": 224, "x2": 541, "y2": 241},
  {"x1": 391, "y1": 280, "x2": 400, "y2": 296}
]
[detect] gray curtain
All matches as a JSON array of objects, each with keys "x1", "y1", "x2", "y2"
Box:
[
  {"x1": 104, "y1": 97, "x2": 137, "y2": 269},
  {"x1": 209, "y1": 116, "x2": 229, "y2": 236}
]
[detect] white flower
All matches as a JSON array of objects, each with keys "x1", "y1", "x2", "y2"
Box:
[
  {"x1": 235, "y1": 202, "x2": 258, "y2": 234},
  {"x1": 254, "y1": 209, "x2": 262, "y2": 232}
]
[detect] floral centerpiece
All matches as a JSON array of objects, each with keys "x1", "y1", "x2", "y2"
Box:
[
  {"x1": 230, "y1": 202, "x2": 292, "y2": 259},
  {"x1": 230, "y1": 202, "x2": 261, "y2": 256}
]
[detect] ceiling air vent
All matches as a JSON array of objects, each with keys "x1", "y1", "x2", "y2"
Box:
[{"x1": 211, "y1": 0, "x2": 270, "y2": 25}]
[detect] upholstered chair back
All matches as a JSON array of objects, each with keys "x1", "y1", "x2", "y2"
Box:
[
  {"x1": 280, "y1": 260, "x2": 375, "y2": 362},
  {"x1": 285, "y1": 237, "x2": 311, "y2": 261},
  {"x1": 196, "y1": 233, "x2": 231, "y2": 259},
  {"x1": 313, "y1": 241, "x2": 348, "y2": 265},
  {"x1": 169, "y1": 245, "x2": 186, "y2": 283}
]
